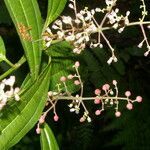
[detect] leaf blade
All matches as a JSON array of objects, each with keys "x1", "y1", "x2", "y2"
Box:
[
  {"x1": 40, "y1": 123, "x2": 59, "y2": 150},
  {"x1": 0, "y1": 65, "x2": 51, "y2": 149},
  {"x1": 44, "y1": 0, "x2": 67, "y2": 29},
  {"x1": 0, "y1": 36, "x2": 6, "y2": 62},
  {"x1": 4, "y1": 0, "x2": 43, "y2": 79}
]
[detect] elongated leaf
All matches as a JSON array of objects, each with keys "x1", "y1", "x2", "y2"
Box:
[
  {"x1": 40, "y1": 123, "x2": 59, "y2": 150},
  {"x1": 44, "y1": 0, "x2": 67, "y2": 29},
  {"x1": 4, "y1": 0, "x2": 43, "y2": 79},
  {"x1": 0, "y1": 36, "x2": 6, "y2": 62},
  {"x1": 0, "y1": 65, "x2": 51, "y2": 149}
]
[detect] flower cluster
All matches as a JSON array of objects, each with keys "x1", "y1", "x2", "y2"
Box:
[
  {"x1": 42, "y1": 0, "x2": 150, "y2": 66},
  {"x1": 137, "y1": 0, "x2": 150, "y2": 56},
  {"x1": 107, "y1": 8, "x2": 130, "y2": 33},
  {"x1": 43, "y1": 1, "x2": 150, "y2": 66},
  {"x1": 94, "y1": 81, "x2": 142, "y2": 117},
  {"x1": 42, "y1": 0, "x2": 131, "y2": 64},
  {"x1": 0, "y1": 76, "x2": 20, "y2": 110},
  {"x1": 36, "y1": 61, "x2": 142, "y2": 133},
  {"x1": 43, "y1": 5, "x2": 103, "y2": 54}
]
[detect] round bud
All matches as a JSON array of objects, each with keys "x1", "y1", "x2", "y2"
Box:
[
  {"x1": 36, "y1": 127, "x2": 41, "y2": 134},
  {"x1": 94, "y1": 98, "x2": 101, "y2": 104},
  {"x1": 94, "y1": 89, "x2": 101, "y2": 95},
  {"x1": 74, "y1": 80, "x2": 80, "y2": 85},
  {"x1": 80, "y1": 117, "x2": 85, "y2": 122},
  {"x1": 102, "y1": 84, "x2": 110, "y2": 91},
  {"x1": 115, "y1": 111, "x2": 121, "y2": 117},
  {"x1": 95, "y1": 110, "x2": 101, "y2": 115},
  {"x1": 68, "y1": 74, "x2": 74, "y2": 79},
  {"x1": 126, "y1": 103, "x2": 133, "y2": 110},
  {"x1": 74, "y1": 61, "x2": 80, "y2": 67},
  {"x1": 125, "y1": 91, "x2": 131, "y2": 97},
  {"x1": 112, "y1": 80, "x2": 117, "y2": 85},
  {"x1": 60, "y1": 76, "x2": 66, "y2": 82},
  {"x1": 54, "y1": 114, "x2": 59, "y2": 122},
  {"x1": 136, "y1": 96, "x2": 142, "y2": 103},
  {"x1": 87, "y1": 117, "x2": 92, "y2": 122}
]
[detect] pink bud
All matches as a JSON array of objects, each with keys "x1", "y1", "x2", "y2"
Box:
[
  {"x1": 94, "y1": 89, "x2": 101, "y2": 95},
  {"x1": 39, "y1": 115, "x2": 45, "y2": 124},
  {"x1": 54, "y1": 114, "x2": 59, "y2": 122},
  {"x1": 79, "y1": 117, "x2": 85, "y2": 122},
  {"x1": 74, "y1": 80, "x2": 80, "y2": 85},
  {"x1": 112, "y1": 80, "x2": 117, "y2": 85},
  {"x1": 95, "y1": 110, "x2": 101, "y2": 115},
  {"x1": 36, "y1": 127, "x2": 41, "y2": 134},
  {"x1": 115, "y1": 111, "x2": 121, "y2": 117},
  {"x1": 60, "y1": 76, "x2": 66, "y2": 82},
  {"x1": 68, "y1": 74, "x2": 74, "y2": 79},
  {"x1": 94, "y1": 98, "x2": 101, "y2": 104},
  {"x1": 125, "y1": 91, "x2": 131, "y2": 97},
  {"x1": 102, "y1": 84, "x2": 110, "y2": 91},
  {"x1": 136, "y1": 96, "x2": 142, "y2": 103},
  {"x1": 75, "y1": 61, "x2": 80, "y2": 67},
  {"x1": 126, "y1": 103, "x2": 133, "y2": 110}
]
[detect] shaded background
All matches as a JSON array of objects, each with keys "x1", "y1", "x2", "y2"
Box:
[{"x1": 0, "y1": 0, "x2": 150, "y2": 149}]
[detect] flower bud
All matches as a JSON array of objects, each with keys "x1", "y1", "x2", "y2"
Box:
[
  {"x1": 115, "y1": 111, "x2": 121, "y2": 117},
  {"x1": 136, "y1": 96, "x2": 142, "y2": 103},
  {"x1": 126, "y1": 103, "x2": 133, "y2": 110},
  {"x1": 54, "y1": 114, "x2": 59, "y2": 122}
]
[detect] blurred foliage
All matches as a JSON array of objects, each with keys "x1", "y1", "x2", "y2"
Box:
[{"x1": 0, "y1": 0, "x2": 150, "y2": 149}]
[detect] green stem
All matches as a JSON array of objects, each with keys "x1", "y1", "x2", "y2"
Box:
[
  {"x1": 4, "y1": 58, "x2": 15, "y2": 67},
  {"x1": 0, "y1": 56, "x2": 26, "y2": 81}
]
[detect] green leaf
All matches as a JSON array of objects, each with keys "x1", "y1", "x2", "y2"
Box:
[
  {"x1": 0, "y1": 65, "x2": 51, "y2": 150},
  {"x1": 4, "y1": 0, "x2": 43, "y2": 79},
  {"x1": 0, "y1": 36, "x2": 6, "y2": 62},
  {"x1": 46, "y1": 41, "x2": 78, "y2": 93},
  {"x1": 44, "y1": 0, "x2": 67, "y2": 29},
  {"x1": 40, "y1": 123, "x2": 59, "y2": 150}
]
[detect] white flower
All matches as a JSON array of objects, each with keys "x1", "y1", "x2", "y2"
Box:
[
  {"x1": 107, "y1": 57, "x2": 113, "y2": 64},
  {"x1": 52, "y1": 25, "x2": 59, "y2": 30},
  {"x1": 62, "y1": 16, "x2": 72, "y2": 24},
  {"x1": 4, "y1": 76, "x2": 15, "y2": 86},
  {"x1": 0, "y1": 76, "x2": 20, "y2": 110},
  {"x1": 118, "y1": 27, "x2": 124, "y2": 33},
  {"x1": 55, "y1": 20, "x2": 62, "y2": 27},
  {"x1": 46, "y1": 41, "x2": 51, "y2": 47},
  {"x1": 87, "y1": 116, "x2": 92, "y2": 122},
  {"x1": 75, "y1": 19, "x2": 81, "y2": 24},
  {"x1": 46, "y1": 27, "x2": 52, "y2": 34},
  {"x1": 57, "y1": 31, "x2": 64, "y2": 39},
  {"x1": 105, "y1": 0, "x2": 114, "y2": 6},
  {"x1": 138, "y1": 42, "x2": 143, "y2": 48},
  {"x1": 144, "y1": 51, "x2": 149, "y2": 57},
  {"x1": 95, "y1": 8, "x2": 101, "y2": 12},
  {"x1": 65, "y1": 35, "x2": 75, "y2": 41},
  {"x1": 69, "y1": 3, "x2": 74, "y2": 9}
]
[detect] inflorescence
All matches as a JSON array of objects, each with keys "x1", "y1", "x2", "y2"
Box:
[
  {"x1": 42, "y1": 0, "x2": 150, "y2": 65},
  {"x1": 0, "y1": 76, "x2": 20, "y2": 110},
  {"x1": 36, "y1": 61, "x2": 142, "y2": 134}
]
